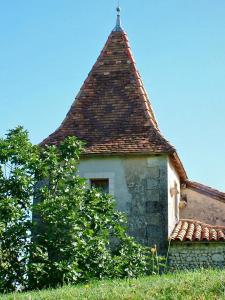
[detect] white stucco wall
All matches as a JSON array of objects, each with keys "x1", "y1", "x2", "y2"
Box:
[
  {"x1": 78, "y1": 156, "x2": 131, "y2": 213},
  {"x1": 167, "y1": 158, "x2": 180, "y2": 236}
]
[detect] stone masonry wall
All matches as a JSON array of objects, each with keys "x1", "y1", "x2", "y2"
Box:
[
  {"x1": 168, "y1": 243, "x2": 225, "y2": 270},
  {"x1": 78, "y1": 154, "x2": 169, "y2": 253},
  {"x1": 122, "y1": 155, "x2": 168, "y2": 254}
]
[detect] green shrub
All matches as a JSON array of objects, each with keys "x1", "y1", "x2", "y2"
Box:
[{"x1": 0, "y1": 127, "x2": 164, "y2": 293}]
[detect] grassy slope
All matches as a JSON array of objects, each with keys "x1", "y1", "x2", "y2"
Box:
[{"x1": 3, "y1": 269, "x2": 225, "y2": 300}]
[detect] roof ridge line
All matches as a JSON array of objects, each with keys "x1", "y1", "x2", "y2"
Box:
[
  {"x1": 122, "y1": 32, "x2": 159, "y2": 129},
  {"x1": 184, "y1": 180, "x2": 225, "y2": 202}
]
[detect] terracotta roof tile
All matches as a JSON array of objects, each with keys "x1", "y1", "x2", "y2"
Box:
[
  {"x1": 170, "y1": 219, "x2": 225, "y2": 242},
  {"x1": 41, "y1": 29, "x2": 174, "y2": 152},
  {"x1": 41, "y1": 27, "x2": 187, "y2": 181},
  {"x1": 218, "y1": 230, "x2": 225, "y2": 240}
]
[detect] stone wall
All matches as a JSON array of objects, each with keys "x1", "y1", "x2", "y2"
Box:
[
  {"x1": 78, "y1": 154, "x2": 169, "y2": 253},
  {"x1": 123, "y1": 155, "x2": 168, "y2": 253},
  {"x1": 180, "y1": 188, "x2": 225, "y2": 226},
  {"x1": 168, "y1": 242, "x2": 225, "y2": 270}
]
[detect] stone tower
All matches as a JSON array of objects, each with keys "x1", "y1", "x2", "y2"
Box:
[{"x1": 42, "y1": 8, "x2": 187, "y2": 253}]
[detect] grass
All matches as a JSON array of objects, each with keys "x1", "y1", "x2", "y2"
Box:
[{"x1": 2, "y1": 269, "x2": 225, "y2": 300}]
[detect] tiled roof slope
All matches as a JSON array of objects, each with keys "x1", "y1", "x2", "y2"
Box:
[
  {"x1": 170, "y1": 219, "x2": 225, "y2": 242},
  {"x1": 42, "y1": 30, "x2": 174, "y2": 153},
  {"x1": 41, "y1": 28, "x2": 187, "y2": 180},
  {"x1": 185, "y1": 181, "x2": 225, "y2": 203}
]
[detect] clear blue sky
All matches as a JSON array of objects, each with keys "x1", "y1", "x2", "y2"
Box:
[{"x1": 1, "y1": 1, "x2": 225, "y2": 190}]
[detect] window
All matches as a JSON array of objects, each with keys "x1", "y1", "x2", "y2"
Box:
[
  {"x1": 90, "y1": 178, "x2": 109, "y2": 194},
  {"x1": 83, "y1": 172, "x2": 114, "y2": 195}
]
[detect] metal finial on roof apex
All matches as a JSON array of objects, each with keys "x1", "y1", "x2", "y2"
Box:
[{"x1": 113, "y1": 6, "x2": 123, "y2": 32}]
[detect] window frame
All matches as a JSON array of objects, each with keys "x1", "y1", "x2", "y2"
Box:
[
  {"x1": 83, "y1": 172, "x2": 115, "y2": 195},
  {"x1": 90, "y1": 178, "x2": 110, "y2": 193}
]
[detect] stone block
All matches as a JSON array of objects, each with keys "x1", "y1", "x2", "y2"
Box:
[
  {"x1": 198, "y1": 255, "x2": 208, "y2": 262},
  {"x1": 146, "y1": 224, "x2": 161, "y2": 238},
  {"x1": 146, "y1": 178, "x2": 159, "y2": 189},
  {"x1": 212, "y1": 253, "x2": 224, "y2": 262},
  {"x1": 134, "y1": 227, "x2": 147, "y2": 239},
  {"x1": 134, "y1": 205, "x2": 146, "y2": 216},
  {"x1": 147, "y1": 213, "x2": 161, "y2": 225},
  {"x1": 145, "y1": 201, "x2": 161, "y2": 213},
  {"x1": 147, "y1": 167, "x2": 160, "y2": 179},
  {"x1": 146, "y1": 189, "x2": 160, "y2": 202}
]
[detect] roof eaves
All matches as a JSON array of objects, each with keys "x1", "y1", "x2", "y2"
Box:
[
  {"x1": 170, "y1": 151, "x2": 188, "y2": 182},
  {"x1": 170, "y1": 219, "x2": 225, "y2": 242}
]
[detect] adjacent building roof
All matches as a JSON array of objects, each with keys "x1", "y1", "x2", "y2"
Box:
[
  {"x1": 41, "y1": 9, "x2": 187, "y2": 181},
  {"x1": 170, "y1": 219, "x2": 225, "y2": 242},
  {"x1": 184, "y1": 181, "x2": 225, "y2": 203}
]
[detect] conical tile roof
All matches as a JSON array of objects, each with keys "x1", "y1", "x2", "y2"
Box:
[
  {"x1": 42, "y1": 31, "x2": 173, "y2": 150},
  {"x1": 41, "y1": 18, "x2": 187, "y2": 180}
]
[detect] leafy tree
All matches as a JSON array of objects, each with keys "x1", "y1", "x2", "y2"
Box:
[
  {"x1": 0, "y1": 127, "x2": 38, "y2": 293},
  {"x1": 28, "y1": 137, "x2": 152, "y2": 289},
  {"x1": 0, "y1": 127, "x2": 161, "y2": 293}
]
